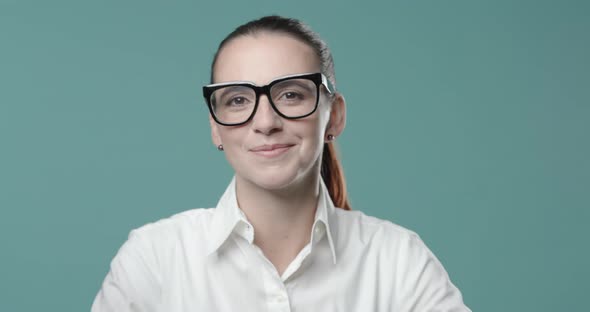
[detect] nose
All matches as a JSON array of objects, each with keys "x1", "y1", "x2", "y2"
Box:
[{"x1": 251, "y1": 95, "x2": 283, "y2": 135}]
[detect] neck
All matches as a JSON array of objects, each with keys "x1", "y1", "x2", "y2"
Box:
[
  {"x1": 236, "y1": 172, "x2": 320, "y2": 239},
  {"x1": 235, "y1": 169, "x2": 321, "y2": 274}
]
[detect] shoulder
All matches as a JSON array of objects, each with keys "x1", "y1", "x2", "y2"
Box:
[
  {"x1": 126, "y1": 208, "x2": 216, "y2": 247},
  {"x1": 330, "y1": 207, "x2": 445, "y2": 270},
  {"x1": 330, "y1": 208, "x2": 455, "y2": 294},
  {"x1": 332, "y1": 209, "x2": 469, "y2": 310},
  {"x1": 331, "y1": 207, "x2": 421, "y2": 249}
]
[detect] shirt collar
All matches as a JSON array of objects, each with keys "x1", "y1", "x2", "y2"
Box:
[
  {"x1": 206, "y1": 177, "x2": 338, "y2": 264},
  {"x1": 313, "y1": 178, "x2": 338, "y2": 264},
  {"x1": 206, "y1": 177, "x2": 247, "y2": 255}
]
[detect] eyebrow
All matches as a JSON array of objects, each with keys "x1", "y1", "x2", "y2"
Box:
[{"x1": 215, "y1": 85, "x2": 253, "y2": 97}]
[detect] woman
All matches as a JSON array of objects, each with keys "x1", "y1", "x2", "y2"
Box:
[{"x1": 92, "y1": 15, "x2": 470, "y2": 311}]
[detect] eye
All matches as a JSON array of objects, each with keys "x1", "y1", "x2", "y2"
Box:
[
  {"x1": 280, "y1": 91, "x2": 304, "y2": 100},
  {"x1": 227, "y1": 96, "x2": 249, "y2": 106}
]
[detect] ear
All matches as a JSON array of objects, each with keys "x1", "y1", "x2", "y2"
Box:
[
  {"x1": 326, "y1": 93, "x2": 347, "y2": 138},
  {"x1": 209, "y1": 115, "x2": 222, "y2": 147}
]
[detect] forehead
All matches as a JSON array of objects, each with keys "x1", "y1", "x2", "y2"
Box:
[{"x1": 213, "y1": 32, "x2": 321, "y2": 85}]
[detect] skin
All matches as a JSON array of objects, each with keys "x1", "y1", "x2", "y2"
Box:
[{"x1": 209, "y1": 32, "x2": 346, "y2": 275}]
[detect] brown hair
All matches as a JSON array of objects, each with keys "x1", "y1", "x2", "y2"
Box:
[{"x1": 209, "y1": 15, "x2": 351, "y2": 210}]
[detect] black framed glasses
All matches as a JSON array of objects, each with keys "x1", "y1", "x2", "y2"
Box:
[{"x1": 203, "y1": 72, "x2": 333, "y2": 126}]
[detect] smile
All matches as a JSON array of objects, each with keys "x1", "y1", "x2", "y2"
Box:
[{"x1": 250, "y1": 144, "x2": 295, "y2": 158}]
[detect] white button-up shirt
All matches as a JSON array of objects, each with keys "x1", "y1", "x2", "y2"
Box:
[{"x1": 92, "y1": 178, "x2": 470, "y2": 311}]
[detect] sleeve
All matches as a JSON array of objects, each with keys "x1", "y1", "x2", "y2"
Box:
[
  {"x1": 394, "y1": 232, "x2": 471, "y2": 312},
  {"x1": 91, "y1": 229, "x2": 162, "y2": 312}
]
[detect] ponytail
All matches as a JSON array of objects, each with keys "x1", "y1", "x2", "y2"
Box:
[{"x1": 321, "y1": 143, "x2": 351, "y2": 210}]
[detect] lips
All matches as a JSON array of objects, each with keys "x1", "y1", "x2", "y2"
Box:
[
  {"x1": 250, "y1": 144, "x2": 293, "y2": 152},
  {"x1": 250, "y1": 143, "x2": 295, "y2": 157}
]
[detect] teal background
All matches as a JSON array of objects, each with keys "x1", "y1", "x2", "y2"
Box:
[{"x1": 1, "y1": 0, "x2": 588, "y2": 311}]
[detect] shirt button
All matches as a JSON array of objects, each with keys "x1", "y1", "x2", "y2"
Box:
[{"x1": 276, "y1": 293, "x2": 287, "y2": 302}]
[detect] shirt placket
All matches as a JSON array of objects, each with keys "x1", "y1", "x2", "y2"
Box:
[
  {"x1": 233, "y1": 208, "x2": 328, "y2": 312},
  {"x1": 249, "y1": 244, "x2": 292, "y2": 312}
]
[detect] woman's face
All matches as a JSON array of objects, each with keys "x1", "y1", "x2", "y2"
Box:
[{"x1": 210, "y1": 32, "x2": 345, "y2": 191}]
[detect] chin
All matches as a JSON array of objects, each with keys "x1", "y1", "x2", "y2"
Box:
[
  {"x1": 253, "y1": 171, "x2": 299, "y2": 191},
  {"x1": 240, "y1": 165, "x2": 304, "y2": 191},
  {"x1": 232, "y1": 151, "x2": 320, "y2": 192}
]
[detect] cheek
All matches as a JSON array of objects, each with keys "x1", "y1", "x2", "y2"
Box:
[
  {"x1": 217, "y1": 128, "x2": 248, "y2": 163},
  {"x1": 218, "y1": 124, "x2": 248, "y2": 145},
  {"x1": 295, "y1": 118, "x2": 327, "y2": 156}
]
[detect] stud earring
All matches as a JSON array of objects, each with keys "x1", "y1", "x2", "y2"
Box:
[
  {"x1": 327, "y1": 134, "x2": 335, "y2": 141},
  {"x1": 217, "y1": 144, "x2": 224, "y2": 151}
]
